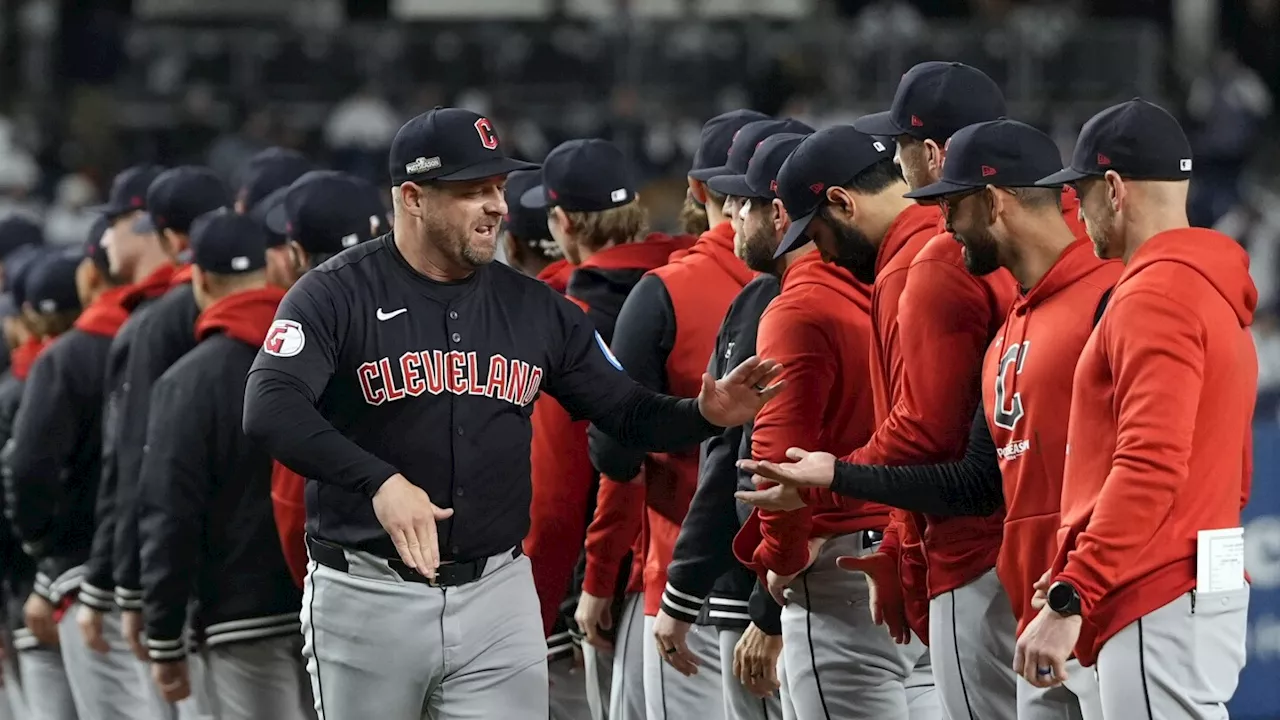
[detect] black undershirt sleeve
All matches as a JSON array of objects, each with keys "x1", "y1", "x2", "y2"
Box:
[
  {"x1": 828, "y1": 403, "x2": 1003, "y2": 517},
  {"x1": 590, "y1": 390, "x2": 717, "y2": 456}
]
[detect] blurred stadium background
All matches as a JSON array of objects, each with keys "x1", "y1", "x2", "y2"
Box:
[{"x1": 0, "y1": 0, "x2": 1277, "y2": 715}]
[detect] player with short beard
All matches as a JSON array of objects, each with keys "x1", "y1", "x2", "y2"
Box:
[{"x1": 734, "y1": 127, "x2": 940, "y2": 719}]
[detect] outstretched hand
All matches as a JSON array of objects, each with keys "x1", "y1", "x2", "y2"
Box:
[
  {"x1": 697, "y1": 356, "x2": 785, "y2": 428},
  {"x1": 738, "y1": 447, "x2": 838, "y2": 491}
]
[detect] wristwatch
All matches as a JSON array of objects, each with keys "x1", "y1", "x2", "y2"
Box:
[{"x1": 1047, "y1": 581, "x2": 1082, "y2": 616}]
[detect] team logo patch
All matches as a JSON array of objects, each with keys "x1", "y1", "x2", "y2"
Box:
[
  {"x1": 596, "y1": 332, "x2": 624, "y2": 371},
  {"x1": 264, "y1": 319, "x2": 306, "y2": 358}
]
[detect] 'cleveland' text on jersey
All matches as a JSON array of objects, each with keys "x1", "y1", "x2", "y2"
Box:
[{"x1": 358, "y1": 350, "x2": 543, "y2": 407}]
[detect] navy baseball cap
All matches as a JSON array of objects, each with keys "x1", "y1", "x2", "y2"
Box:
[
  {"x1": 190, "y1": 208, "x2": 267, "y2": 275},
  {"x1": 264, "y1": 171, "x2": 387, "y2": 255},
  {"x1": 0, "y1": 293, "x2": 15, "y2": 320},
  {"x1": 774, "y1": 126, "x2": 895, "y2": 258},
  {"x1": 251, "y1": 185, "x2": 290, "y2": 249},
  {"x1": 139, "y1": 166, "x2": 230, "y2": 236},
  {"x1": 390, "y1": 107, "x2": 538, "y2": 185},
  {"x1": 728, "y1": 133, "x2": 808, "y2": 200},
  {"x1": 83, "y1": 215, "x2": 111, "y2": 273},
  {"x1": 853, "y1": 62, "x2": 1006, "y2": 143},
  {"x1": 89, "y1": 165, "x2": 166, "y2": 220},
  {"x1": 238, "y1": 148, "x2": 313, "y2": 211},
  {"x1": 688, "y1": 109, "x2": 772, "y2": 181},
  {"x1": 504, "y1": 169, "x2": 553, "y2": 243},
  {"x1": 708, "y1": 120, "x2": 815, "y2": 198},
  {"x1": 1036, "y1": 99, "x2": 1193, "y2": 187},
  {"x1": 6, "y1": 245, "x2": 52, "y2": 307},
  {"x1": 520, "y1": 139, "x2": 635, "y2": 212},
  {"x1": 702, "y1": 119, "x2": 814, "y2": 190},
  {"x1": 26, "y1": 251, "x2": 83, "y2": 315},
  {"x1": 0, "y1": 216, "x2": 43, "y2": 263},
  {"x1": 905, "y1": 119, "x2": 1066, "y2": 200}
]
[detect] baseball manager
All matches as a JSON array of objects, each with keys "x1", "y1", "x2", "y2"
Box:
[{"x1": 242, "y1": 107, "x2": 784, "y2": 720}]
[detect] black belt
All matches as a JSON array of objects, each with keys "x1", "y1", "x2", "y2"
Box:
[{"x1": 307, "y1": 536, "x2": 520, "y2": 588}]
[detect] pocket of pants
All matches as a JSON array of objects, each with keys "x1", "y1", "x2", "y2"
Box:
[{"x1": 1191, "y1": 587, "x2": 1249, "y2": 697}]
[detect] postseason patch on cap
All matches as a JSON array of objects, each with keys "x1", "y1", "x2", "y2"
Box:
[
  {"x1": 263, "y1": 319, "x2": 306, "y2": 358},
  {"x1": 405, "y1": 156, "x2": 442, "y2": 175}
]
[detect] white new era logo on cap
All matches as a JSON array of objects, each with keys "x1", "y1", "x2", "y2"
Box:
[
  {"x1": 342, "y1": 233, "x2": 359, "y2": 248},
  {"x1": 1180, "y1": 158, "x2": 1192, "y2": 172},
  {"x1": 405, "y1": 156, "x2": 442, "y2": 175},
  {"x1": 231, "y1": 256, "x2": 250, "y2": 271},
  {"x1": 873, "y1": 141, "x2": 887, "y2": 152},
  {"x1": 610, "y1": 189, "x2": 628, "y2": 203}
]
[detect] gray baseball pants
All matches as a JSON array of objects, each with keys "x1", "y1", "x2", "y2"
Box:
[
  {"x1": 1018, "y1": 659, "x2": 1103, "y2": 720},
  {"x1": 642, "y1": 615, "x2": 723, "y2": 719},
  {"x1": 55, "y1": 604, "x2": 164, "y2": 720},
  {"x1": 716, "y1": 628, "x2": 782, "y2": 720},
  {"x1": 584, "y1": 592, "x2": 644, "y2": 720},
  {"x1": 300, "y1": 548, "x2": 547, "y2": 720},
  {"x1": 18, "y1": 645, "x2": 78, "y2": 720},
  {"x1": 1095, "y1": 587, "x2": 1248, "y2": 720},
  {"x1": 928, "y1": 568, "x2": 1018, "y2": 720},
  {"x1": 781, "y1": 531, "x2": 939, "y2": 720},
  {"x1": 199, "y1": 636, "x2": 313, "y2": 720}
]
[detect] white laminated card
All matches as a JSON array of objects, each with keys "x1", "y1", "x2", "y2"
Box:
[{"x1": 1196, "y1": 527, "x2": 1245, "y2": 593}]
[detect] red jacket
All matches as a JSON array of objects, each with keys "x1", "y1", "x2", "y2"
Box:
[
  {"x1": 583, "y1": 222, "x2": 753, "y2": 615},
  {"x1": 732, "y1": 252, "x2": 888, "y2": 578},
  {"x1": 984, "y1": 238, "x2": 1121, "y2": 636},
  {"x1": 528, "y1": 237, "x2": 691, "y2": 634},
  {"x1": 1052, "y1": 228, "x2": 1256, "y2": 666}
]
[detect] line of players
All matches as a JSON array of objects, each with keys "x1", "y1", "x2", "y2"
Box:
[
  {"x1": 515, "y1": 61, "x2": 1254, "y2": 720},
  {"x1": 0, "y1": 155, "x2": 388, "y2": 720}
]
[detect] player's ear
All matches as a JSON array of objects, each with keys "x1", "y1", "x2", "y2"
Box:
[
  {"x1": 825, "y1": 186, "x2": 856, "y2": 223},
  {"x1": 396, "y1": 182, "x2": 427, "y2": 218},
  {"x1": 687, "y1": 178, "x2": 709, "y2": 205},
  {"x1": 771, "y1": 198, "x2": 790, "y2": 234},
  {"x1": 1103, "y1": 170, "x2": 1125, "y2": 212},
  {"x1": 923, "y1": 138, "x2": 945, "y2": 175}
]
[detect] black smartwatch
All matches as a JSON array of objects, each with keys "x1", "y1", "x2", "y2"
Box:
[{"x1": 1047, "y1": 581, "x2": 1082, "y2": 616}]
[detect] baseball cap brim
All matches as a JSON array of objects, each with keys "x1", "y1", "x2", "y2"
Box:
[
  {"x1": 903, "y1": 179, "x2": 981, "y2": 200},
  {"x1": 519, "y1": 184, "x2": 549, "y2": 210},
  {"x1": 432, "y1": 157, "x2": 540, "y2": 183},
  {"x1": 706, "y1": 173, "x2": 755, "y2": 198},
  {"x1": 263, "y1": 198, "x2": 290, "y2": 237},
  {"x1": 688, "y1": 164, "x2": 730, "y2": 182},
  {"x1": 133, "y1": 214, "x2": 156, "y2": 233},
  {"x1": 87, "y1": 201, "x2": 131, "y2": 218},
  {"x1": 774, "y1": 209, "x2": 816, "y2": 259},
  {"x1": 851, "y1": 111, "x2": 905, "y2": 137},
  {"x1": 1034, "y1": 167, "x2": 1090, "y2": 187}
]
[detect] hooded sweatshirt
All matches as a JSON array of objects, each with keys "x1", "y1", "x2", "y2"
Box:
[
  {"x1": 733, "y1": 251, "x2": 886, "y2": 577},
  {"x1": 1052, "y1": 227, "x2": 1257, "y2": 665},
  {"x1": 984, "y1": 239, "x2": 1121, "y2": 635},
  {"x1": 585, "y1": 221, "x2": 755, "y2": 615},
  {"x1": 526, "y1": 233, "x2": 693, "y2": 635},
  {"x1": 537, "y1": 259, "x2": 574, "y2": 295}
]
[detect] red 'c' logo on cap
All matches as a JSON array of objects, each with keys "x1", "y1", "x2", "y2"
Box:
[
  {"x1": 770, "y1": 179, "x2": 778, "y2": 194},
  {"x1": 1097, "y1": 153, "x2": 1111, "y2": 166},
  {"x1": 475, "y1": 118, "x2": 499, "y2": 150},
  {"x1": 130, "y1": 196, "x2": 142, "y2": 206},
  {"x1": 981, "y1": 165, "x2": 997, "y2": 177},
  {"x1": 548, "y1": 189, "x2": 558, "y2": 200},
  {"x1": 910, "y1": 115, "x2": 924, "y2": 127}
]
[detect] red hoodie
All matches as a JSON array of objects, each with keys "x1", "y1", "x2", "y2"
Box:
[
  {"x1": 583, "y1": 222, "x2": 754, "y2": 615},
  {"x1": 74, "y1": 286, "x2": 134, "y2": 339},
  {"x1": 983, "y1": 239, "x2": 1121, "y2": 636},
  {"x1": 1052, "y1": 228, "x2": 1256, "y2": 666},
  {"x1": 732, "y1": 251, "x2": 887, "y2": 577},
  {"x1": 122, "y1": 262, "x2": 186, "y2": 311},
  {"x1": 194, "y1": 286, "x2": 287, "y2": 344},
  {"x1": 9, "y1": 336, "x2": 51, "y2": 381},
  {"x1": 527, "y1": 235, "x2": 691, "y2": 634}
]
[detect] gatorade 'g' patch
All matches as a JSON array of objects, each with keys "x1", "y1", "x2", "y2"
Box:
[
  {"x1": 264, "y1": 319, "x2": 306, "y2": 358},
  {"x1": 595, "y1": 331, "x2": 624, "y2": 371}
]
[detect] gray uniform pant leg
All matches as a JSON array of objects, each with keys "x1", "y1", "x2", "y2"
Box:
[
  {"x1": 780, "y1": 532, "x2": 937, "y2": 720},
  {"x1": 927, "y1": 568, "x2": 1018, "y2": 720},
  {"x1": 642, "y1": 616, "x2": 723, "y2": 720},
  {"x1": 55, "y1": 605, "x2": 162, "y2": 720},
  {"x1": 601, "y1": 593, "x2": 644, "y2": 720},
  {"x1": 17, "y1": 646, "x2": 78, "y2": 720},
  {"x1": 549, "y1": 655, "x2": 592, "y2": 720},
  {"x1": 1017, "y1": 658, "x2": 1103, "y2": 720},
  {"x1": 580, "y1": 642, "x2": 611, "y2": 720},
  {"x1": 301, "y1": 549, "x2": 547, "y2": 720},
  {"x1": 716, "y1": 628, "x2": 782, "y2": 720},
  {"x1": 200, "y1": 636, "x2": 313, "y2": 720},
  {"x1": 1095, "y1": 587, "x2": 1248, "y2": 720}
]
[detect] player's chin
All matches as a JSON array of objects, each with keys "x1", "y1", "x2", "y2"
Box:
[{"x1": 466, "y1": 226, "x2": 499, "y2": 263}]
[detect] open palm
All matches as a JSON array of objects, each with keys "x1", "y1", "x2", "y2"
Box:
[
  {"x1": 740, "y1": 447, "x2": 837, "y2": 490},
  {"x1": 697, "y1": 356, "x2": 786, "y2": 427}
]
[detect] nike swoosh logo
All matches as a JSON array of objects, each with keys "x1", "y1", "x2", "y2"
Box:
[{"x1": 376, "y1": 308, "x2": 408, "y2": 321}]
